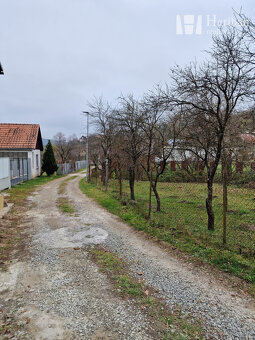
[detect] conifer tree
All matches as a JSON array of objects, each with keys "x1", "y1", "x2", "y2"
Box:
[{"x1": 42, "y1": 140, "x2": 58, "y2": 176}]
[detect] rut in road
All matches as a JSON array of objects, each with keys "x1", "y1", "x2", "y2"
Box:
[{"x1": 1, "y1": 173, "x2": 255, "y2": 340}]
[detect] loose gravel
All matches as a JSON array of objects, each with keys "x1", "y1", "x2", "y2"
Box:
[
  {"x1": 69, "y1": 175, "x2": 255, "y2": 340},
  {"x1": 1, "y1": 174, "x2": 255, "y2": 340},
  {"x1": 0, "y1": 177, "x2": 156, "y2": 340}
]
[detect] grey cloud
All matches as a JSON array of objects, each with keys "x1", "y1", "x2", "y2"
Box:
[{"x1": 0, "y1": 0, "x2": 254, "y2": 138}]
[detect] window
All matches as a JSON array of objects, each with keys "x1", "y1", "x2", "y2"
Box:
[{"x1": 36, "y1": 154, "x2": 39, "y2": 169}]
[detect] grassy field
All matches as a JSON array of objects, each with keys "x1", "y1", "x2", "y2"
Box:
[{"x1": 80, "y1": 179, "x2": 255, "y2": 289}]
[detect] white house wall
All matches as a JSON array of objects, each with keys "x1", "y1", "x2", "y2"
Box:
[
  {"x1": 28, "y1": 150, "x2": 41, "y2": 178},
  {"x1": 0, "y1": 157, "x2": 11, "y2": 191}
]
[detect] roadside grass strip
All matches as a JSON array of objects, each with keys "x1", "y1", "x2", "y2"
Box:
[
  {"x1": 90, "y1": 246, "x2": 205, "y2": 340},
  {"x1": 79, "y1": 179, "x2": 255, "y2": 296},
  {"x1": 57, "y1": 197, "x2": 76, "y2": 214},
  {"x1": 57, "y1": 176, "x2": 77, "y2": 215}
]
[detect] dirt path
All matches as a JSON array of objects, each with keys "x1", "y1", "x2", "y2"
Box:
[{"x1": 1, "y1": 174, "x2": 255, "y2": 339}]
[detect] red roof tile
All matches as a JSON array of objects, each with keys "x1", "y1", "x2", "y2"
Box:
[
  {"x1": 240, "y1": 133, "x2": 255, "y2": 143},
  {"x1": 0, "y1": 123, "x2": 43, "y2": 150}
]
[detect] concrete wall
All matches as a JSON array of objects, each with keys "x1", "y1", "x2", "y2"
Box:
[
  {"x1": 0, "y1": 150, "x2": 41, "y2": 179},
  {"x1": 28, "y1": 150, "x2": 41, "y2": 178},
  {"x1": 0, "y1": 149, "x2": 41, "y2": 187},
  {"x1": 0, "y1": 157, "x2": 10, "y2": 191}
]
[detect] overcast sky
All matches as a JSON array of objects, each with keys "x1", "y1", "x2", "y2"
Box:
[{"x1": 0, "y1": 0, "x2": 254, "y2": 139}]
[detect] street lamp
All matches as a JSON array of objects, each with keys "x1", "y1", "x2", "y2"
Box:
[
  {"x1": 0, "y1": 63, "x2": 4, "y2": 75},
  {"x1": 83, "y1": 111, "x2": 89, "y2": 182}
]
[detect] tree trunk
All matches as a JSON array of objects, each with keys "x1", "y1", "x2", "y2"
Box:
[
  {"x1": 129, "y1": 167, "x2": 135, "y2": 200},
  {"x1": 118, "y1": 168, "x2": 122, "y2": 198},
  {"x1": 101, "y1": 163, "x2": 106, "y2": 185},
  {"x1": 95, "y1": 165, "x2": 98, "y2": 185},
  {"x1": 105, "y1": 159, "x2": 108, "y2": 191},
  {"x1": 152, "y1": 183, "x2": 160, "y2": 212},
  {"x1": 148, "y1": 171, "x2": 152, "y2": 219},
  {"x1": 206, "y1": 177, "x2": 214, "y2": 231}
]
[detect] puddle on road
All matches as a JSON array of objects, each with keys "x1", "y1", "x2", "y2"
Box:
[{"x1": 35, "y1": 225, "x2": 108, "y2": 248}]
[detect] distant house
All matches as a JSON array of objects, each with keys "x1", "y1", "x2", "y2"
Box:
[
  {"x1": 238, "y1": 133, "x2": 255, "y2": 162},
  {"x1": 240, "y1": 133, "x2": 255, "y2": 147},
  {"x1": 0, "y1": 124, "x2": 43, "y2": 186}
]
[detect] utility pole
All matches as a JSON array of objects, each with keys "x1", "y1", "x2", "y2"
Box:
[{"x1": 83, "y1": 111, "x2": 89, "y2": 182}]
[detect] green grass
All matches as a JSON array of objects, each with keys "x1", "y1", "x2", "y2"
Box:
[
  {"x1": 91, "y1": 247, "x2": 205, "y2": 339},
  {"x1": 93, "y1": 247, "x2": 124, "y2": 271},
  {"x1": 57, "y1": 176, "x2": 77, "y2": 214},
  {"x1": 79, "y1": 179, "x2": 255, "y2": 288},
  {"x1": 116, "y1": 274, "x2": 144, "y2": 296},
  {"x1": 8, "y1": 174, "x2": 63, "y2": 204},
  {"x1": 57, "y1": 197, "x2": 75, "y2": 214},
  {"x1": 76, "y1": 168, "x2": 86, "y2": 173}
]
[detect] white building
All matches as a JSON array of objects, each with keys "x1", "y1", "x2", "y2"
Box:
[{"x1": 0, "y1": 123, "x2": 43, "y2": 186}]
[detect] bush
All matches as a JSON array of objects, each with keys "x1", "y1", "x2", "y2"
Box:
[
  {"x1": 159, "y1": 169, "x2": 207, "y2": 183},
  {"x1": 229, "y1": 171, "x2": 255, "y2": 187},
  {"x1": 159, "y1": 166, "x2": 255, "y2": 187}
]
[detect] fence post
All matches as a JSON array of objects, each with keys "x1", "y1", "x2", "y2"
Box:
[
  {"x1": 181, "y1": 161, "x2": 187, "y2": 171},
  {"x1": 199, "y1": 161, "x2": 205, "y2": 172},
  {"x1": 171, "y1": 161, "x2": 176, "y2": 171},
  {"x1": 236, "y1": 161, "x2": 243, "y2": 173},
  {"x1": 222, "y1": 147, "x2": 228, "y2": 246}
]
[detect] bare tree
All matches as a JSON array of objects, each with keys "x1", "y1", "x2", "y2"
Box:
[
  {"x1": 165, "y1": 25, "x2": 255, "y2": 231},
  {"x1": 53, "y1": 132, "x2": 72, "y2": 163},
  {"x1": 140, "y1": 91, "x2": 184, "y2": 212},
  {"x1": 111, "y1": 131, "x2": 127, "y2": 198},
  {"x1": 88, "y1": 97, "x2": 115, "y2": 190},
  {"x1": 114, "y1": 94, "x2": 145, "y2": 201},
  {"x1": 88, "y1": 134, "x2": 102, "y2": 185},
  {"x1": 68, "y1": 135, "x2": 85, "y2": 162}
]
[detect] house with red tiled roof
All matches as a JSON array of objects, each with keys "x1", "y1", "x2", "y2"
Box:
[
  {"x1": 239, "y1": 133, "x2": 255, "y2": 162},
  {"x1": 240, "y1": 133, "x2": 255, "y2": 144},
  {"x1": 0, "y1": 124, "x2": 43, "y2": 185}
]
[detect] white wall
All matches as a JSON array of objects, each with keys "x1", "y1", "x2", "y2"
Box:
[
  {"x1": 0, "y1": 157, "x2": 10, "y2": 191},
  {"x1": 28, "y1": 150, "x2": 41, "y2": 178}
]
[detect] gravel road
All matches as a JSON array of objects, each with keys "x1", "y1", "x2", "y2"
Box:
[{"x1": 1, "y1": 173, "x2": 255, "y2": 339}]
